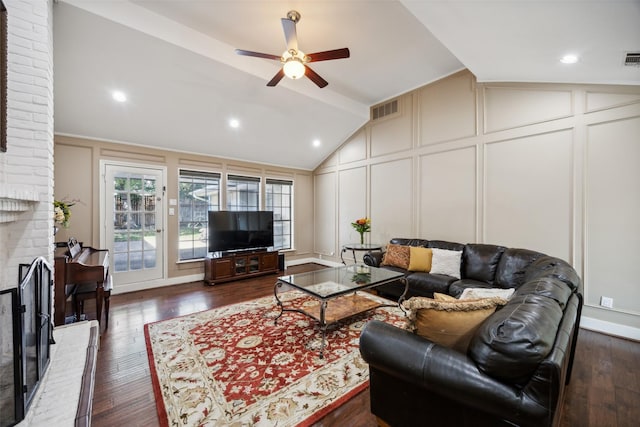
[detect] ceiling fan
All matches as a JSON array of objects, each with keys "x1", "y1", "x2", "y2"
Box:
[{"x1": 235, "y1": 10, "x2": 350, "y2": 88}]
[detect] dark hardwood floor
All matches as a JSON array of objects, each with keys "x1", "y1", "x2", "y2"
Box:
[{"x1": 88, "y1": 263, "x2": 640, "y2": 426}]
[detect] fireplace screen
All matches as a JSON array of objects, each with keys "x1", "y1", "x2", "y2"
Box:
[
  {"x1": 0, "y1": 288, "x2": 20, "y2": 427},
  {"x1": 0, "y1": 257, "x2": 53, "y2": 427}
]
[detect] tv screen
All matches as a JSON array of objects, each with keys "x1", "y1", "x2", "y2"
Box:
[{"x1": 208, "y1": 211, "x2": 274, "y2": 253}]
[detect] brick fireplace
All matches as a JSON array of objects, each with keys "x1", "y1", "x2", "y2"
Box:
[{"x1": 0, "y1": 1, "x2": 56, "y2": 425}]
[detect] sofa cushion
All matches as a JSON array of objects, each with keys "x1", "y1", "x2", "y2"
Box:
[
  {"x1": 381, "y1": 244, "x2": 410, "y2": 269},
  {"x1": 427, "y1": 240, "x2": 465, "y2": 252},
  {"x1": 495, "y1": 248, "x2": 546, "y2": 288},
  {"x1": 406, "y1": 272, "x2": 457, "y2": 296},
  {"x1": 462, "y1": 244, "x2": 506, "y2": 285},
  {"x1": 430, "y1": 248, "x2": 462, "y2": 278},
  {"x1": 514, "y1": 277, "x2": 572, "y2": 309},
  {"x1": 404, "y1": 296, "x2": 508, "y2": 353},
  {"x1": 408, "y1": 247, "x2": 433, "y2": 272},
  {"x1": 468, "y1": 293, "x2": 563, "y2": 384},
  {"x1": 525, "y1": 256, "x2": 581, "y2": 291},
  {"x1": 390, "y1": 238, "x2": 429, "y2": 248}
]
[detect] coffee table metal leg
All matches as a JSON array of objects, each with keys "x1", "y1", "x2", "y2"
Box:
[
  {"x1": 397, "y1": 277, "x2": 409, "y2": 315},
  {"x1": 319, "y1": 300, "x2": 327, "y2": 358},
  {"x1": 273, "y1": 281, "x2": 285, "y2": 325}
]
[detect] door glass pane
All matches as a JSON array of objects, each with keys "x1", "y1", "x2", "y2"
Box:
[
  {"x1": 129, "y1": 251, "x2": 143, "y2": 270},
  {"x1": 112, "y1": 172, "x2": 159, "y2": 273}
]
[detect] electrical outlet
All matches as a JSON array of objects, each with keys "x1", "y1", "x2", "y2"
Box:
[{"x1": 600, "y1": 296, "x2": 614, "y2": 309}]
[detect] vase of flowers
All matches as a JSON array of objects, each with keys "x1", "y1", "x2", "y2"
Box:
[
  {"x1": 53, "y1": 200, "x2": 74, "y2": 228},
  {"x1": 351, "y1": 217, "x2": 371, "y2": 244}
]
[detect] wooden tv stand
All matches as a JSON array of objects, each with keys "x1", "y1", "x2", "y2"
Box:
[{"x1": 204, "y1": 249, "x2": 278, "y2": 285}]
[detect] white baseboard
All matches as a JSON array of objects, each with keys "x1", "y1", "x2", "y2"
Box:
[
  {"x1": 580, "y1": 316, "x2": 640, "y2": 341},
  {"x1": 111, "y1": 273, "x2": 204, "y2": 295}
]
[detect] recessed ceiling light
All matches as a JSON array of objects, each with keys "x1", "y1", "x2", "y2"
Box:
[
  {"x1": 229, "y1": 118, "x2": 240, "y2": 128},
  {"x1": 560, "y1": 54, "x2": 579, "y2": 64},
  {"x1": 312, "y1": 139, "x2": 321, "y2": 147},
  {"x1": 112, "y1": 90, "x2": 127, "y2": 102}
]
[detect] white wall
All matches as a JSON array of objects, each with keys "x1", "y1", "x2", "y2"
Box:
[{"x1": 314, "y1": 70, "x2": 640, "y2": 338}]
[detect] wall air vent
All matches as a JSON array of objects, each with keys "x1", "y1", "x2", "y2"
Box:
[
  {"x1": 371, "y1": 99, "x2": 399, "y2": 121},
  {"x1": 624, "y1": 52, "x2": 640, "y2": 67}
]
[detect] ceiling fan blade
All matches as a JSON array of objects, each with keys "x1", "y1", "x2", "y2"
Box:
[
  {"x1": 281, "y1": 18, "x2": 298, "y2": 52},
  {"x1": 235, "y1": 49, "x2": 281, "y2": 61},
  {"x1": 304, "y1": 65, "x2": 328, "y2": 88},
  {"x1": 306, "y1": 48, "x2": 350, "y2": 62},
  {"x1": 266, "y1": 69, "x2": 286, "y2": 87}
]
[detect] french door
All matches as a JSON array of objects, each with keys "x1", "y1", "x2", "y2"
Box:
[{"x1": 103, "y1": 162, "x2": 165, "y2": 285}]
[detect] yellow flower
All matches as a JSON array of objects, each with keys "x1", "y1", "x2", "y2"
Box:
[{"x1": 350, "y1": 217, "x2": 371, "y2": 233}]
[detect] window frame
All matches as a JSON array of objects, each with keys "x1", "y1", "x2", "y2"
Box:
[
  {"x1": 178, "y1": 169, "x2": 221, "y2": 261},
  {"x1": 266, "y1": 178, "x2": 293, "y2": 251},
  {"x1": 225, "y1": 174, "x2": 261, "y2": 212}
]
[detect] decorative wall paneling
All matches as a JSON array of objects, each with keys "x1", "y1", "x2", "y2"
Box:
[
  {"x1": 314, "y1": 172, "x2": 337, "y2": 257},
  {"x1": 338, "y1": 129, "x2": 367, "y2": 164},
  {"x1": 584, "y1": 115, "x2": 640, "y2": 316},
  {"x1": 419, "y1": 147, "x2": 477, "y2": 243},
  {"x1": 483, "y1": 130, "x2": 574, "y2": 261},
  {"x1": 483, "y1": 85, "x2": 574, "y2": 133},
  {"x1": 370, "y1": 95, "x2": 413, "y2": 158},
  {"x1": 338, "y1": 167, "x2": 368, "y2": 245},
  {"x1": 314, "y1": 70, "x2": 640, "y2": 335},
  {"x1": 370, "y1": 158, "x2": 414, "y2": 245},
  {"x1": 419, "y1": 71, "x2": 477, "y2": 145}
]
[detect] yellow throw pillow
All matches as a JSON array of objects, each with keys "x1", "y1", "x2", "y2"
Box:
[
  {"x1": 408, "y1": 247, "x2": 433, "y2": 272},
  {"x1": 380, "y1": 244, "x2": 410, "y2": 269},
  {"x1": 403, "y1": 296, "x2": 508, "y2": 353}
]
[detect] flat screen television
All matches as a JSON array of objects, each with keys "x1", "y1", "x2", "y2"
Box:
[{"x1": 208, "y1": 210, "x2": 274, "y2": 253}]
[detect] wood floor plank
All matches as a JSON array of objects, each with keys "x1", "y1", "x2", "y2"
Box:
[{"x1": 88, "y1": 264, "x2": 640, "y2": 426}]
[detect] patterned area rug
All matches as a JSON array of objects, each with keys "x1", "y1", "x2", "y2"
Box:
[{"x1": 144, "y1": 291, "x2": 406, "y2": 427}]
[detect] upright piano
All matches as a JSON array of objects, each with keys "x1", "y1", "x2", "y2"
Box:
[{"x1": 53, "y1": 239, "x2": 109, "y2": 327}]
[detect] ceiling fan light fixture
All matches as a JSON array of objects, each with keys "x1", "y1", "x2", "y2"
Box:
[{"x1": 283, "y1": 57, "x2": 305, "y2": 79}]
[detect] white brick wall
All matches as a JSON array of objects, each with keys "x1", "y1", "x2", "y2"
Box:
[{"x1": 0, "y1": 0, "x2": 54, "y2": 294}]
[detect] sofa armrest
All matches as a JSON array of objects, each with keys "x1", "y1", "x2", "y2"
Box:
[
  {"x1": 359, "y1": 320, "x2": 550, "y2": 423},
  {"x1": 363, "y1": 250, "x2": 383, "y2": 267}
]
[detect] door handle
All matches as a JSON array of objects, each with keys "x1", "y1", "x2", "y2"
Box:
[{"x1": 156, "y1": 229, "x2": 162, "y2": 233}]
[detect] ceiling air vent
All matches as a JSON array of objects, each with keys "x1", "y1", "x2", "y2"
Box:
[
  {"x1": 624, "y1": 52, "x2": 640, "y2": 67},
  {"x1": 371, "y1": 99, "x2": 399, "y2": 121}
]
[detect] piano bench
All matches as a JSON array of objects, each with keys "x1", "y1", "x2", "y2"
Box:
[{"x1": 73, "y1": 283, "x2": 111, "y2": 328}]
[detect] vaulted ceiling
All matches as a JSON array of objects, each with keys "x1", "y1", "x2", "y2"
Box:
[{"x1": 53, "y1": 0, "x2": 640, "y2": 170}]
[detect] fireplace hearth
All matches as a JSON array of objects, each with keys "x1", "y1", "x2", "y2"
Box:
[{"x1": 0, "y1": 257, "x2": 53, "y2": 427}]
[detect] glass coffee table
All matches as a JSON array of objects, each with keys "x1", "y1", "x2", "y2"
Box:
[{"x1": 274, "y1": 265, "x2": 407, "y2": 358}]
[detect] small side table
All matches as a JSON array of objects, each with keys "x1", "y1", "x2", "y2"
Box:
[{"x1": 341, "y1": 243, "x2": 382, "y2": 264}]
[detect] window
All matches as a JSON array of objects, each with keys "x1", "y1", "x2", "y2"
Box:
[
  {"x1": 178, "y1": 170, "x2": 220, "y2": 260},
  {"x1": 266, "y1": 179, "x2": 293, "y2": 250},
  {"x1": 226, "y1": 175, "x2": 260, "y2": 211}
]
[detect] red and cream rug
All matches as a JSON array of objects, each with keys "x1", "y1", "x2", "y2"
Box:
[{"x1": 144, "y1": 291, "x2": 406, "y2": 427}]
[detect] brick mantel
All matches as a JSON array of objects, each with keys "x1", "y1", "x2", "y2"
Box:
[{"x1": 0, "y1": 187, "x2": 39, "y2": 223}]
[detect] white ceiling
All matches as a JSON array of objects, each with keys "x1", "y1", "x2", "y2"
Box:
[{"x1": 53, "y1": 0, "x2": 640, "y2": 170}]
